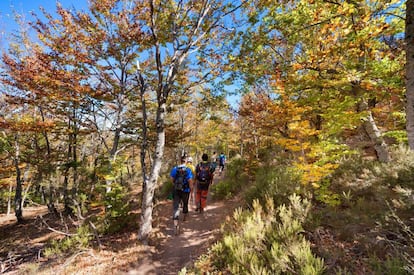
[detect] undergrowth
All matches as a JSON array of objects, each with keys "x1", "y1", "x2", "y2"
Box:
[
  {"x1": 43, "y1": 224, "x2": 92, "y2": 257},
  {"x1": 188, "y1": 146, "x2": 414, "y2": 274},
  {"x1": 210, "y1": 158, "x2": 248, "y2": 200},
  {"x1": 192, "y1": 194, "x2": 324, "y2": 274},
  {"x1": 308, "y1": 145, "x2": 414, "y2": 274}
]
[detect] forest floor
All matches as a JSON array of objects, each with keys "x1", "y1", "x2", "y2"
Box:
[{"x1": 0, "y1": 171, "x2": 240, "y2": 274}]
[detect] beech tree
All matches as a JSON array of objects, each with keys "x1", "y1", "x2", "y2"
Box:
[
  {"x1": 233, "y1": 0, "x2": 404, "y2": 183},
  {"x1": 136, "y1": 0, "x2": 246, "y2": 242}
]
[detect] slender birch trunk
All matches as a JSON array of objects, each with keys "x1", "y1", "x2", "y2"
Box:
[
  {"x1": 357, "y1": 99, "x2": 390, "y2": 162},
  {"x1": 362, "y1": 111, "x2": 390, "y2": 162},
  {"x1": 7, "y1": 182, "x2": 12, "y2": 215}
]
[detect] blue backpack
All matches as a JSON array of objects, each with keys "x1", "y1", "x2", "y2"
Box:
[
  {"x1": 219, "y1": 155, "x2": 225, "y2": 165},
  {"x1": 174, "y1": 166, "x2": 188, "y2": 191}
]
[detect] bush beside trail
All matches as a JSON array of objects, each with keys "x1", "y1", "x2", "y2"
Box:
[{"x1": 190, "y1": 146, "x2": 414, "y2": 274}]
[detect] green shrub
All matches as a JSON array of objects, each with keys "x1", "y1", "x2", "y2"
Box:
[
  {"x1": 244, "y1": 165, "x2": 302, "y2": 208},
  {"x1": 156, "y1": 174, "x2": 174, "y2": 201},
  {"x1": 100, "y1": 182, "x2": 131, "y2": 234},
  {"x1": 211, "y1": 158, "x2": 248, "y2": 200},
  {"x1": 95, "y1": 156, "x2": 131, "y2": 234},
  {"x1": 194, "y1": 194, "x2": 324, "y2": 274},
  {"x1": 368, "y1": 255, "x2": 408, "y2": 275},
  {"x1": 44, "y1": 224, "x2": 92, "y2": 257}
]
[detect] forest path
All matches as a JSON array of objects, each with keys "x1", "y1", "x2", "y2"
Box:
[{"x1": 129, "y1": 171, "x2": 239, "y2": 275}]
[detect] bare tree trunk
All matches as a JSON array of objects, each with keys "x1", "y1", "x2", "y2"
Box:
[
  {"x1": 137, "y1": 62, "x2": 151, "y2": 242},
  {"x1": 7, "y1": 182, "x2": 12, "y2": 215},
  {"x1": 139, "y1": 103, "x2": 166, "y2": 242},
  {"x1": 21, "y1": 165, "x2": 31, "y2": 208},
  {"x1": 105, "y1": 127, "x2": 121, "y2": 193},
  {"x1": 357, "y1": 100, "x2": 390, "y2": 162},
  {"x1": 13, "y1": 134, "x2": 23, "y2": 223},
  {"x1": 64, "y1": 116, "x2": 74, "y2": 215},
  {"x1": 406, "y1": 0, "x2": 414, "y2": 149},
  {"x1": 39, "y1": 106, "x2": 58, "y2": 214},
  {"x1": 362, "y1": 111, "x2": 390, "y2": 162}
]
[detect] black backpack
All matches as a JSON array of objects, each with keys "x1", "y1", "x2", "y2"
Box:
[
  {"x1": 174, "y1": 166, "x2": 188, "y2": 191},
  {"x1": 197, "y1": 162, "x2": 212, "y2": 183}
]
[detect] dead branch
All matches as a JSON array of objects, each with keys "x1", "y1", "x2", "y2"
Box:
[{"x1": 38, "y1": 215, "x2": 77, "y2": 237}]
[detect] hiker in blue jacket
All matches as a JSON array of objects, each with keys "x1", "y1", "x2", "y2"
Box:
[
  {"x1": 218, "y1": 152, "x2": 226, "y2": 174},
  {"x1": 170, "y1": 155, "x2": 193, "y2": 235}
]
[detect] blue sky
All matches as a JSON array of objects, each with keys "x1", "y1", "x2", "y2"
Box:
[{"x1": 0, "y1": 0, "x2": 88, "y2": 37}]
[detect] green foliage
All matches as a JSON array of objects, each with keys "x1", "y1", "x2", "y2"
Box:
[
  {"x1": 44, "y1": 225, "x2": 92, "y2": 257},
  {"x1": 194, "y1": 194, "x2": 324, "y2": 274},
  {"x1": 95, "y1": 156, "x2": 131, "y2": 234},
  {"x1": 211, "y1": 158, "x2": 248, "y2": 200},
  {"x1": 100, "y1": 183, "x2": 131, "y2": 234},
  {"x1": 384, "y1": 130, "x2": 407, "y2": 145},
  {"x1": 244, "y1": 165, "x2": 302, "y2": 208},
  {"x1": 314, "y1": 179, "x2": 341, "y2": 207},
  {"x1": 368, "y1": 255, "x2": 408, "y2": 275},
  {"x1": 156, "y1": 174, "x2": 174, "y2": 201},
  {"x1": 0, "y1": 188, "x2": 13, "y2": 213}
]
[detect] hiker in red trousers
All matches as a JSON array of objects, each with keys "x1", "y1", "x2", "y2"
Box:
[{"x1": 195, "y1": 153, "x2": 215, "y2": 213}]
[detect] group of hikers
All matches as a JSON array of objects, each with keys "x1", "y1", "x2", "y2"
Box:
[{"x1": 169, "y1": 152, "x2": 226, "y2": 235}]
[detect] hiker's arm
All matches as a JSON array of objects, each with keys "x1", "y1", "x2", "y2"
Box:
[
  {"x1": 170, "y1": 168, "x2": 176, "y2": 182},
  {"x1": 187, "y1": 168, "x2": 194, "y2": 186}
]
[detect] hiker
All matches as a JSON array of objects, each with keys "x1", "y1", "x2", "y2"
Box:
[
  {"x1": 195, "y1": 153, "x2": 215, "y2": 213},
  {"x1": 218, "y1": 152, "x2": 226, "y2": 174},
  {"x1": 186, "y1": 156, "x2": 196, "y2": 206},
  {"x1": 211, "y1": 151, "x2": 218, "y2": 170},
  {"x1": 170, "y1": 156, "x2": 193, "y2": 234}
]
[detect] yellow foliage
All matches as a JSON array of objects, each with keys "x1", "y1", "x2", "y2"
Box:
[{"x1": 296, "y1": 162, "x2": 339, "y2": 185}]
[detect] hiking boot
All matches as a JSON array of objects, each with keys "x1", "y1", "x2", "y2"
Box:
[{"x1": 195, "y1": 207, "x2": 199, "y2": 212}]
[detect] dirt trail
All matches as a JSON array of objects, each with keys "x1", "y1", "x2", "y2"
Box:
[{"x1": 129, "y1": 172, "x2": 239, "y2": 275}]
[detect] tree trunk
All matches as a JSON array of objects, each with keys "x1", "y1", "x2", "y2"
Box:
[
  {"x1": 363, "y1": 111, "x2": 390, "y2": 162},
  {"x1": 106, "y1": 127, "x2": 122, "y2": 193},
  {"x1": 7, "y1": 182, "x2": 12, "y2": 215},
  {"x1": 13, "y1": 135, "x2": 23, "y2": 223},
  {"x1": 21, "y1": 165, "x2": 31, "y2": 208},
  {"x1": 406, "y1": 0, "x2": 414, "y2": 149},
  {"x1": 139, "y1": 103, "x2": 166, "y2": 243},
  {"x1": 39, "y1": 107, "x2": 58, "y2": 214},
  {"x1": 357, "y1": 99, "x2": 390, "y2": 162},
  {"x1": 63, "y1": 117, "x2": 74, "y2": 215}
]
